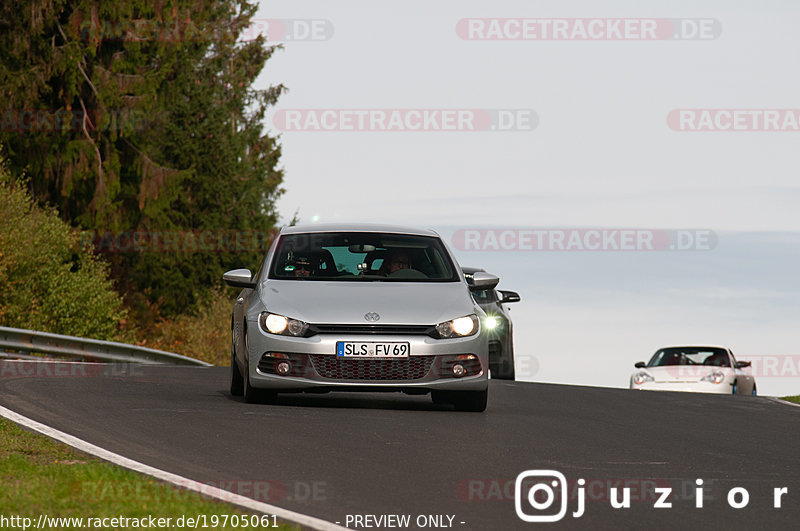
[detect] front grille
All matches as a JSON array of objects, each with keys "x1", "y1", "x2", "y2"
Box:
[
  {"x1": 310, "y1": 355, "x2": 433, "y2": 380},
  {"x1": 307, "y1": 324, "x2": 436, "y2": 337}
]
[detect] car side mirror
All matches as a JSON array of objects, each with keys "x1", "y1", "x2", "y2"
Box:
[
  {"x1": 499, "y1": 290, "x2": 521, "y2": 303},
  {"x1": 634, "y1": 361, "x2": 646, "y2": 369},
  {"x1": 735, "y1": 361, "x2": 751, "y2": 369},
  {"x1": 223, "y1": 269, "x2": 256, "y2": 288},
  {"x1": 469, "y1": 272, "x2": 500, "y2": 291}
]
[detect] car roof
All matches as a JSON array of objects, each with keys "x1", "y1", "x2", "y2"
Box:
[
  {"x1": 279, "y1": 223, "x2": 440, "y2": 237},
  {"x1": 656, "y1": 345, "x2": 731, "y2": 351}
]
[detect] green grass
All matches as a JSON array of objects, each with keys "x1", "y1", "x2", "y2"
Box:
[
  {"x1": 781, "y1": 395, "x2": 800, "y2": 405},
  {"x1": 0, "y1": 418, "x2": 298, "y2": 529}
]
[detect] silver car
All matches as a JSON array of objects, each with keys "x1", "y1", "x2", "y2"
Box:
[{"x1": 223, "y1": 224, "x2": 495, "y2": 411}]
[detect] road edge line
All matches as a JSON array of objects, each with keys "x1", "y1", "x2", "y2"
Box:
[
  {"x1": 764, "y1": 396, "x2": 800, "y2": 409},
  {"x1": 0, "y1": 405, "x2": 347, "y2": 531}
]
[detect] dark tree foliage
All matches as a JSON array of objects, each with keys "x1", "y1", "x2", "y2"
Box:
[{"x1": 0, "y1": 1, "x2": 284, "y2": 315}]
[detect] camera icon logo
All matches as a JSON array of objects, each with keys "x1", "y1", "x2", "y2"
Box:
[{"x1": 514, "y1": 470, "x2": 568, "y2": 522}]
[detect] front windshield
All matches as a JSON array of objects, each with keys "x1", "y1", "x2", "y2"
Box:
[
  {"x1": 268, "y1": 232, "x2": 460, "y2": 282},
  {"x1": 647, "y1": 347, "x2": 731, "y2": 367}
]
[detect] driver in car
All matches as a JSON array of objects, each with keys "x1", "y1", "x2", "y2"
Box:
[
  {"x1": 286, "y1": 256, "x2": 313, "y2": 278},
  {"x1": 381, "y1": 250, "x2": 412, "y2": 275}
]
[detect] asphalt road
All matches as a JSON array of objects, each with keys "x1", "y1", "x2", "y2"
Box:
[{"x1": 1, "y1": 360, "x2": 799, "y2": 530}]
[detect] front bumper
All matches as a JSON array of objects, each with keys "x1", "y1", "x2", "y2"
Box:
[
  {"x1": 246, "y1": 323, "x2": 489, "y2": 392},
  {"x1": 630, "y1": 381, "x2": 734, "y2": 394}
]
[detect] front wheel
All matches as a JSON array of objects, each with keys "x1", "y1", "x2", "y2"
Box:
[
  {"x1": 242, "y1": 330, "x2": 275, "y2": 404},
  {"x1": 230, "y1": 333, "x2": 243, "y2": 396},
  {"x1": 243, "y1": 356, "x2": 274, "y2": 404},
  {"x1": 495, "y1": 348, "x2": 515, "y2": 381},
  {"x1": 450, "y1": 389, "x2": 488, "y2": 412}
]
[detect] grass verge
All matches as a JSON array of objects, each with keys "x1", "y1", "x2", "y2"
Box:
[
  {"x1": 0, "y1": 418, "x2": 298, "y2": 529},
  {"x1": 781, "y1": 395, "x2": 800, "y2": 405}
]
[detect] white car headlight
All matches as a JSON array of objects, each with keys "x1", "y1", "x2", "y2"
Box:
[
  {"x1": 435, "y1": 314, "x2": 479, "y2": 338},
  {"x1": 700, "y1": 371, "x2": 725, "y2": 384},
  {"x1": 259, "y1": 312, "x2": 309, "y2": 337},
  {"x1": 633, "y1": 371, "x2": 654, "y2": 385}
]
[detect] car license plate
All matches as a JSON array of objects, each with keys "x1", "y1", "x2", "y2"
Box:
[{"x1": 336, "y1": 342, "x2": 410, "y2": 358}]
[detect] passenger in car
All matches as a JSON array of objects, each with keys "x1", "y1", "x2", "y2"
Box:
[
  {"x1": 704, "y1": 352, "x2": 730, "y2": 367},
  {"x1": 380, "y1": 250, "x2": 412, "y2": 275}
]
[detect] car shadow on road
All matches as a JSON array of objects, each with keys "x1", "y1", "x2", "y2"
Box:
[{"x1": 219, "y1": 389, "x2": 465, "y2": 412}]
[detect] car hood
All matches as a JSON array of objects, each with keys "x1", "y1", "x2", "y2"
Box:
[
  {"x1": 258, "y1": 280, "x2": 477, "y2": 325},
  {"x1": 634, "y1": 366, "x2": 732, "y2": 382}
]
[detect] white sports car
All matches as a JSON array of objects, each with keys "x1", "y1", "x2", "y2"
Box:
[{"x1": 630, "y1": 346, "x2": 756, "y2": 395}]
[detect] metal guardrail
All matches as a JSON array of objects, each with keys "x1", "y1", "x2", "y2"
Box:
[{"x1": 0, "y1": 326, "x2": 211, "y2": 366}]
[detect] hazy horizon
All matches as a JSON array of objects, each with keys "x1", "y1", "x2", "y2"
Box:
[{"x1": 253, "y1": 1, "x2": 800, "y2": 396}]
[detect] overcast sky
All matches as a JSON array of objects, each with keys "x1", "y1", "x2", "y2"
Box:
[{"x1": 253, "y1": 1, "x2": 800, "y2": 396}]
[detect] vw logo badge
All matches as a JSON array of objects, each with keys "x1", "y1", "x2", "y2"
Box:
[{"x1": 364, "y1": 312, "x2": 380, "y2": 322}]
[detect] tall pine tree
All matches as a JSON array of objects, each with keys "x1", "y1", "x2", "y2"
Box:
[{"x1": 0, "y1": 1, "x2": 285, "y2": 315}]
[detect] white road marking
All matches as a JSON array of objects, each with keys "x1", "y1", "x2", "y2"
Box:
[
  {"x1": 0, "y1": 405, "x2": 347, "y2": 531},
  {"x1": 766, "y1": 397, "x2": 800, "y2": 409}
]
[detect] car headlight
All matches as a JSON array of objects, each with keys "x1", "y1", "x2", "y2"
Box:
[
  {"x1": 633, "y1": 371, "x2": 654, "y2": 385},
  {"x1": 259, "y1": 312, "x2": 309, "y2": 337},
  {"x1": 483, "y1": 314, "x2": 505, "y2": 331},
  {"x1": 435, "y1": 314, "x2": 479, "y2": 338},
  {"x1": 700, "y1": 371, "x2": 725, "y2": 384}
]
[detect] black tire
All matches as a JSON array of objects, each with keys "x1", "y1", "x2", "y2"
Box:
[
  {"x1": 243, "y1": 356, "x2": 272, "y2": 404},
  {"x1": 430, "y1": 390, "x2": 452, "y2": 405},
  {"x1": 495, "y1": 349, "x2": 516, "y2": 381},
  {"x1": 241, "y1": 330, "x2": 275, "y2": 404},
  {"x1": 450, "y1": 389, "x2": 488, "y2": 412},
  {"x1": 230, "y1": 329, "x2": 244, "y2": 396}
]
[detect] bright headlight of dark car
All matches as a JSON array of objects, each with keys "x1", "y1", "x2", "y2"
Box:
[
  {"x1": 259, "y1": 312, "x2": 309, "y2": 337},
  {"x1": 482, "y1": 313, "x2": 507, "y2": 332},
  {"x1": 434, "y1": 314, "x2": 479, "y2": 339}
]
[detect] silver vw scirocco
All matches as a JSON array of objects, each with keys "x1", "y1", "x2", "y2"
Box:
[{"x1": 224, "y1": 224, "x2": 497, "y2": 411}]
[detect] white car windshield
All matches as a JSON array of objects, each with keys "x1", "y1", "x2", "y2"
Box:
[
  {"x1": 268, "y1": 232, "x2": 460, "y2": 282},
  {"x1": 647, "y1": 348, "x2": 731, "y2": 367}
]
